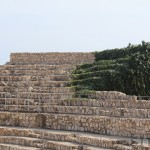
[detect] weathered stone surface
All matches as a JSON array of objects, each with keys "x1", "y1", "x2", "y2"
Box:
[
  {"x1": 10, "y1": 53, "x2": 95, "y2": 65},
  {"x1": 0, "y1": 52, "x2": 150, "y2": 150},
  {"x1": 0, "y1": 126, "x2": 147, "y2": 150},
  {"x1": 0, "y1": 112, "x2": 150, "y2": 139}
]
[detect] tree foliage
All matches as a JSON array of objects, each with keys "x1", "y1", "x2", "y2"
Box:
[{"x1": 71, "y1": 41, "x2": 150, "y2": 96}]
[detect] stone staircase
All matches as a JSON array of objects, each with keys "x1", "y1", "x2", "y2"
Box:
[
  {"x1": 0, "y1": 53, "x2": 150, "y2": 150},
  {"x1": 0, "y1": 126, "x2": 136, "y2": 150}
]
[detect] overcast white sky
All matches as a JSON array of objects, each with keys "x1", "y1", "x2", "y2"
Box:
[{"x1": 0, "y1": 0, "x2": 150, "y2": 64}]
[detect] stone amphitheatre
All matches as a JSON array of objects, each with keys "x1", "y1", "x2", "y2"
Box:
[{"x1": 0, "y1": 52, "x2": 150, "y2": 150}]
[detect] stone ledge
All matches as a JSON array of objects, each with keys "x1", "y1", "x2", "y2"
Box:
[
  {"x1": 0, "y1": 126, "x2": 145, "y2": 150},
  {"x1": 10, "y1": 52, "x2": 95, "y2": 65},
  {"x1": 0, "y1": 112, "x2": 150, "y2": 138}
]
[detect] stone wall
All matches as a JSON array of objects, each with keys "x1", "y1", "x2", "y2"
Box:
[
  {"x1": 10, "y1": 53, "x2": 95, "y2": 65},
  {"x1": 0, "y1": 112, "x2": 150, "y2": 138},
  {"x1": 0, "y1": 112, "x2": 36, "y2": 127},
  {"x1": 46, "y1": 114, "x2": 150, "y2": 138}
]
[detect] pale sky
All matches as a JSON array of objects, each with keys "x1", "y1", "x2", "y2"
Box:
[{"x1": 0, "y1": 0, "x2": 150, "y2": 64}]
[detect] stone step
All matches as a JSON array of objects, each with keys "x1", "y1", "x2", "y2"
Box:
[
  {"x1": 0, "y1": 126, "x2": 139, "y2": 150},
  {"x1": 0, "y1": 144, "x2": 114, "y2": 150},
  {"x1": 0, "y1": 69, "x2": 71, "y2": 76},
  {"x1": 0, "y1": 81, "x2": 70, "y2": 87},
  {"x1": 0, "y1": 64, "x2": 74, "y2": 71},
  {"x1": 0, "y1": 92, "x2": 73, "y2": 99},
  {"x1": 0, "y1": 136, "x2": 81, "y2": 150},
  {"x1": 52, "y1": 98, "x2": 150, "y2": 109},
  {"x1": 132, "y1": 144, "x2": 150, "y2": 150},
  {"x1": 0, "y1": 86, "x2": 73, "y2": 93},
  {"x1": 0, "y1": 112, "x2": 150, "y2": 138},
  {"x1": 1, "y1": 96, "x2": 150, "y2": 109},
  {"x1": 113, "y1": 144, "x2": 132, "y2": 150},
  {"x1": 0, "y1": 143, "x2": 48, "y2": 150},
  {"x1": 0, "y1": 75, "x2": 70, "y2": 82},
  {"x1": 84, "y1": 147, "x2": 113, "y2": 150},
  {"x1": 0, "y1": 98, "x2": 73, "y2": 105},
  {"x1": 0, "y1": 126, "x2": 149, "y2": 150},
  {"x1": 0, "y1": 105, "x2": 149, "y2": 118}
]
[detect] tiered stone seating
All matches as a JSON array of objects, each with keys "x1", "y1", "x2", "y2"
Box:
[
  {"x1": 1, "y1": 95, "x2": 150, "y2": 118},
  {"x1": 0, "y1": 126, "x2": 137, "y2": 150},
  {"x1": 0, "y1": 53, "x2": 150, "y2": 150}
]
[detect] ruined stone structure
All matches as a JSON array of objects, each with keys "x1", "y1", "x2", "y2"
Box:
[{"x1": 0, "y1": 52, "x2": 150, "y2": 150}]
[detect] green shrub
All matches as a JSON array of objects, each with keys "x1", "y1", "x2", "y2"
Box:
[{"x1": 71, "y1": 41, "x2": 150, "y2": 96}]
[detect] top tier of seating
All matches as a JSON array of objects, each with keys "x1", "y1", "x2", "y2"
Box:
[{"x1": 10, "y1": 52, "x2": 95, "y2": 65}]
